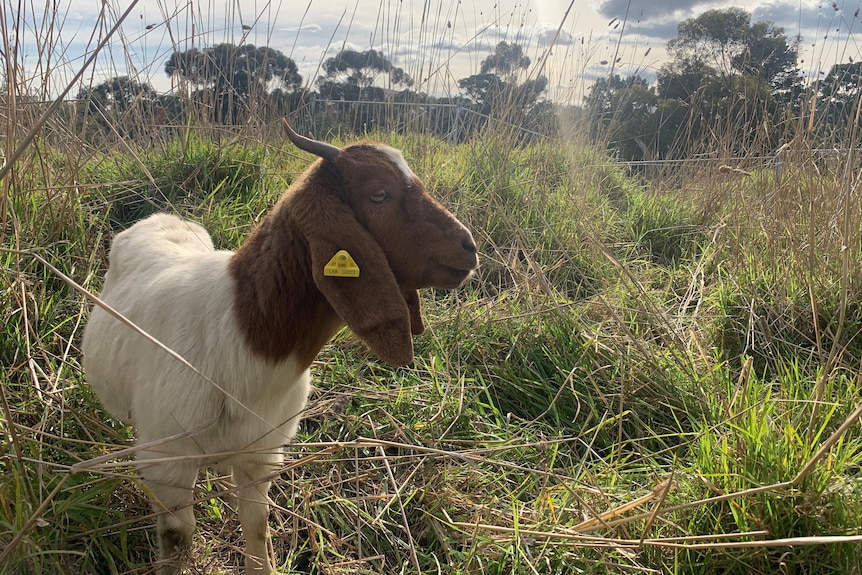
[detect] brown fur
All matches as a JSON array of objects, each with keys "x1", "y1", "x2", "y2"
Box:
[{"x1": 229, "y1": 143, "x2": 477, "y2": 368}]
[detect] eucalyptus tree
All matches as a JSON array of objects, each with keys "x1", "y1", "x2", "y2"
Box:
[
  {"x1": 458, "y1": 41, "x2": 548, "y2": 133},
  {"x1": 317, "y1": 48, "x2": 412, "y2": 101},
  {"x1": 655, "y1": 7, "x2": 800, "y2": 156},
  {"x1": 165, "y1": 43, "x2": 302, "y2": 123}
]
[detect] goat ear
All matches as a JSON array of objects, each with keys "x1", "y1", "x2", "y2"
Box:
[
  {"x1": 403, "y1": 289, "x2": 425, "y2": 335},
  {"x1": 299, "y1": 191, "x2": 415, "y2": 366}
]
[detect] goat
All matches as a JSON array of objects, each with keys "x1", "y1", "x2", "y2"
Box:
[{"x1": 81, "y1": 120, "x2": 478, "y2": 574}]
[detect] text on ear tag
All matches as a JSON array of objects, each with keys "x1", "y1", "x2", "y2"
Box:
[{"x1": 324, "y1": 250, "x2": 361, "y2": 277}]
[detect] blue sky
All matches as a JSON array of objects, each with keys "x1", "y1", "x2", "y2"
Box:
[{"x1": 13, "y1": 0, "x2": 862, "y2": 104}]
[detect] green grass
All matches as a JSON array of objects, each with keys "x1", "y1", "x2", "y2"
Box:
[{"x1": 2, "y1": 124, "x2": 862, "y2": 574}]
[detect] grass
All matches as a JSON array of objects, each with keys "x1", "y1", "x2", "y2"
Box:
[
  {"x1": 4, "y1": 123, "x2": 862, "y2": 574},
  {"x1": 3, "y1": 4, "x2": 862, "y2": 575}
]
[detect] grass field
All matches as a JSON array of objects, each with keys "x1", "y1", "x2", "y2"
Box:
[
  {"x1": 3, "y1": 3, "x2": 862, "y2": 574},
  {"x1": 3, "y1": 119, "x2": 862, "y2": 574}
]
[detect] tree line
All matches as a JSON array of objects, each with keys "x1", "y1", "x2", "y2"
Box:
[
  {"x1": 585, "y1": 7, "x2": 862, "y2": 161},
  {"x1": 73, "y1": 40, "x2": 551, "y2": 143},
  {"x1": 71, "y1": 7, "x2": 862, "y2": 155}
]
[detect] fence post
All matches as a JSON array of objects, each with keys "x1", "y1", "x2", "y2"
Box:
[
  {"x1": 450, "y1": 103, "x2": 461, "y2": 144},
  {"x1": 774, "y1": 147, "x2": 785, "y2": 183}
]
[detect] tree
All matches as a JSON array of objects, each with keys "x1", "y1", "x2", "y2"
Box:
[
  {"x1": 318, "y1": 49, "x2": 412, "y2": 101},
  {"x1": 76, "y1": 76, "x2": 164, "y2": 141},
  {"x1": 734, "y1": 21, "x2": 799, "y2": 86},
  {"x1": 654, "y1": 8, "x2": 800, "y2": 156},
  {"x1": 818, "y1": 62, "x2": 862, "y2": 138},
  {"x1": 585, "y1": 75, "x2": 658, "y2": 161},
  {"x1": 79, "y1": 75, "x2": 156, "y2": 115},
  {"x1": 457, "y1": 41, "x2": 548, "y2": 129},
  {"x1": 479, "y1": 41, "x2": 531, "y2": 80},
  {"x1": 669, "y1": 8, "x2": 751, "y2": 78},
  {"x1": 586, "y1": 75, "x2": 648, "y2": 118},
  {"x1": 821, "y1": 62, "x2": 862, "y2": 106},
  {"x1": 664, "y1": 8, "x2": 799, "y2": 97},
  {"x1": 656, "y1": 58, "x2": 721, "y2": 101},
  {"x1": 165, "y1": 43, "x2": 301, "y2": 122},
  {"x1": 457, "y1": 73, "x2": 505, "y2": 111}
]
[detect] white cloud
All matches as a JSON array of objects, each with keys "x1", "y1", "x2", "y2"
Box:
[
  {"x1": 536, "y1": 25, "x2": 576, "y2": 46},
  {"x1": 279, "y1": 24, "x2": 322, "y2": 33}
]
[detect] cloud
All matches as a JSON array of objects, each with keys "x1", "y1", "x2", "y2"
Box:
[
  {"x1": 596, "y1": 0, "x2": 850, "y2": 44},
  {"x1": 596, "y1": 0, "x2": 714, "y2": 21},
  {"x1": 536, "y1": 26, "x2": 576, "y2": 46},
  {"x1": 591, "y1": 0, "x2": 706, "y2": 43},
  {"x1": 279, "y1": 24, "x2": 322, "y2": 33},
  {"x1": 621, "y1": 18, "x2": 683, "y2": 41},
  {"x1": 751, "y1": 0, "x2": 846, "y2": 43}
]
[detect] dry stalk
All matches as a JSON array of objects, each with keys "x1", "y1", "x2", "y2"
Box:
[{"x1": 569, "y1": 478, "x2": 672, "y2": 533}]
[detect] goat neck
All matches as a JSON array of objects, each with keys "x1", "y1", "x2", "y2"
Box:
[{"x1": 228, "y1": 160, "x2": 344, "y2": 369}]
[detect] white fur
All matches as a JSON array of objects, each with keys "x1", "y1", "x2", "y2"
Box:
[
  {"x1": 82, "y1": 214, "x2": 307, "y2": 574},
  {"x1": 378, "y1": 145, "x2": 415, "y2": 182}
]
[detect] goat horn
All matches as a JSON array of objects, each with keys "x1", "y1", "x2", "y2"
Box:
[{"x1": 282, "y1": 118, "x2": 339, "y2": 162}]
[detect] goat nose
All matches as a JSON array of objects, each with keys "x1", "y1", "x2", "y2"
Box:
[{"x1": 463, "y1": 234, "x2": 478, "y2": 254}]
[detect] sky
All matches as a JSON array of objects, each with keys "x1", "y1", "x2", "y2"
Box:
[{"x1": 12, "y1": 0, "x2": 862, "y2": 105}]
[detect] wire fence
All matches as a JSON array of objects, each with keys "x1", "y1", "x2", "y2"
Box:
[
  {"x1": 4, "y1": 93, "x2": 853, "y2": 183},
  {"x1": 290, "y1": 98, "x2": 546, "y2": 143}
]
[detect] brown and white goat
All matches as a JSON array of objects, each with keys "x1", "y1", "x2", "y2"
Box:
[{"x1": 81, "y1": 120, "x2": 478, "y2": 574}]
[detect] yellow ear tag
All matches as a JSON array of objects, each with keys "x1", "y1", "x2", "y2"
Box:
[{"x1": 323, "y1": 250, "x2": 361, "y2": 277}]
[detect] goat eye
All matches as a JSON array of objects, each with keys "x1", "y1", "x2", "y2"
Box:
[{"x1": 370, "y1": 190, "x2": 387, "y2": 203}]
